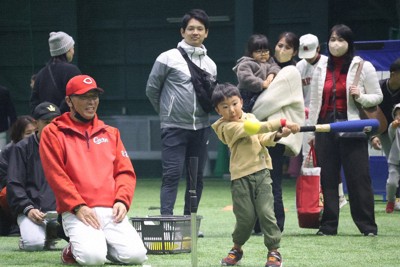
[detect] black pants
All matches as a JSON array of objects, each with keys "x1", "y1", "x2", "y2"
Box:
[
  {"x1": 160, "y1": 127, "x2": 210, "y2": 215},
  {"x1": 315, "y1": 131, "x2": 377, "y2": 235}
]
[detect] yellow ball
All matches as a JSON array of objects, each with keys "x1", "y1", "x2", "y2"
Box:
[
  {"x1": 181, "y1": 237, "x2": 191, "y2": 250},
  {"x1": 244, "y1": 119, "x2": 261, "y2": 135},
  {"x1": 149, "y1": 242, "x2": 178, "y2": 251}
]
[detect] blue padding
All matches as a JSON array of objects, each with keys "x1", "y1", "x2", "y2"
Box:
[
  {"x1": 322, "y1": 40, "x2": 400, "y2": 71},
  {"x1": 329, "y1": 119, "x2": 379, "y2": 132},
  {"x1": 355, "y1": 40, "x2": 400, "y2": 71}
]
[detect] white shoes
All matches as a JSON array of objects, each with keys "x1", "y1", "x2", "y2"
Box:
[
  {"x1": 394, "y1": 198, "x2": 400, "y2": 211},
  {"x1": 339, "y1": 195, "x2": 348, "y2": 209}
]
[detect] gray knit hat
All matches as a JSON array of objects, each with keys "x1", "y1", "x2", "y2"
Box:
[{"x1": 48, "y1": 31, "x2": 75, "y2": 57}]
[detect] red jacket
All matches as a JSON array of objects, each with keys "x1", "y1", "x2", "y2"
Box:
[{"x1": 39, "y1": 112, "x2": 136, "y2": 214}]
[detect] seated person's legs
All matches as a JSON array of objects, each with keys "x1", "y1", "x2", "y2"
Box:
[
  {"x1": 103, "y1": 212, "x2": 147, "y2": 264},
  {"x1": 62, "y1": 211, "x2": 107, "y2": 265},
  {"x1": 17, "y1": 215, "x2": 46, "y2": 251}
]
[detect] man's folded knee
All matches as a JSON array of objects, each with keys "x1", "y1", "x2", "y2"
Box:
[{"x1": 75, "y1": 251, "x2": 106, "y2": 266}]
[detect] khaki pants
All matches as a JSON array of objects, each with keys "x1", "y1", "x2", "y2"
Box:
[{"x1": 231, "y1": 169, "x2": 281, "y2": 250}]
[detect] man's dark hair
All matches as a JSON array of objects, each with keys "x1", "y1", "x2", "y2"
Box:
[
  {"x1": 181, "y1": 9, "x2": 210, "y2": 31},
  {"x1": 390, "y1": 58, "x2": 400, "y2": 72},
  {"x1": 211, "y1": 83, "x2": 241, "y2": 107}
]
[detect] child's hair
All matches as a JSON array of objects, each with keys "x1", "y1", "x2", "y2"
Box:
[
  {"x1": 276, "y1": 31, "x2": 299, "y2": 53},
  {"x1": 181, "y1": 9, "x2": 209, "y2": 31},
  {"x1": 10, "y1": 115, "x2": 35, "y2": 143},
  {"x1": 211, "y1": 83, "x2": 242, "y2": 107},
  {"x1": 244, "y1": 34, "x2": 270, "y2": 57}
]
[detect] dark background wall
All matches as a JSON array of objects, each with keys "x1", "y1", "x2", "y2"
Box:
[{"x1": 0, "y1": 0, "x2": 398, "y2": 116}]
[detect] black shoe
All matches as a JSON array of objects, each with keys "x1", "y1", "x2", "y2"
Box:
[
  {"x1": 44, "y1": 239, "x2": 58, "y2": 250},
  {"x1": 364, "y1": 232, "x2": 377, "y2": 237},
  {"x1": 316, "y1": 230, "x2": 336, "y2": 236},
  {"x1": 8, "y1": 224, "x2": 20, "y2": 236},
  {"x1": 198, "y1": 231, "x2": 204, "y2": 238},
  {"x1": 316, "y1": 230, "x2": 325, "y2": 236}
]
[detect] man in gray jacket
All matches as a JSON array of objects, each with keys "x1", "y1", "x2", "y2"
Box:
[{"x1": 146, "y1": 9, "x2": 217, "y2": 218}]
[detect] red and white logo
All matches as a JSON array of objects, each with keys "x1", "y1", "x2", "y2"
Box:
[
  {"x1": 83, "y1": 77, "x2": 94, "y2": 85},
  {"x1": 93, "y1": 137, "x2": 109, "y2": 144}
]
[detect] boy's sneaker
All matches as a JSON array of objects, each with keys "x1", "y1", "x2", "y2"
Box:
[
  {"x1": 221, "y1": 248, "x2": 243, "y2": 266},
  {"x1": 386, "y1": 201, "x2": 395, "y2": 213},
  {"x1": 61, "y1": 243, "x2": 77, "y2": 265},
  {"x1": 265, "y1": 251, "x2": 282, "y2": 267}
]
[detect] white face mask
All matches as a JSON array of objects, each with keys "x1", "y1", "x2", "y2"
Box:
[
  {"x1": 275, "y1": 50, "x2": 293, "y2": 63},
  {"x1": 329, "y1": 40, "x2": 348, "y2": 57}
]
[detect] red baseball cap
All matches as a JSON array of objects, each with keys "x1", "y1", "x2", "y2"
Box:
[{"x1": 66, "y1": 75, "x2": 104, "y2": 96}]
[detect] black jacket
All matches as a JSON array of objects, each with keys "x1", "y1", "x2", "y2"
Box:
[
  {"x1": 0, "y1": 142, "x2": 13, "y2": 188},
  {"x1": 6, "y1": 133, "x2": 56, "y2": 215},
  {"x1": 30, "y1": 59, "x2": 81, "y2": 113},
  {"x1": 379, "y1": 78, "x2": 400, "y2": 123},
  {"x1": 0, "y1": 85, "x2": 17, "y2": 133}
]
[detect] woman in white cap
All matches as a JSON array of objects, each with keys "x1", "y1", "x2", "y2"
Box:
[{"x1": 30, "y1": 31, "x2": 81, "y2": 113}]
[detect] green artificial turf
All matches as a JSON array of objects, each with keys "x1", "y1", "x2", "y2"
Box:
[{"x1": 0, "y1": 178, "x2": 398, "y2": 266}]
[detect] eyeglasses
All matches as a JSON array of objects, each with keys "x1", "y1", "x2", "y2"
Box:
[{"x1": 254, "y1": 49, "x2": 270, "y2": 55}]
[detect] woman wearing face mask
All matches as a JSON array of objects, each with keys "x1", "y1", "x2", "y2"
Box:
[
  {"x1": 251, "y1": 32, "x2": 305, "y2": 232},
  {"x1": 274, "y1": 32, "x2": 299, "y2": 68},
  {"x1": 307, "y1": 24, "x2": 381, "y2": 236}
]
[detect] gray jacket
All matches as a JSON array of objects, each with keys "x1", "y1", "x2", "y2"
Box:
[{"x1": 146, "y1": 40, "x2": 217, "y2": 130}]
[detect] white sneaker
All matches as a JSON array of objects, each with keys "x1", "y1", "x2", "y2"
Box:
[
  {"x1": 339, "y1": 195, "x2": 348, "y2": 209},
  {"x1": 394, "y1": 198, "x2": 400, "y2": 211}
]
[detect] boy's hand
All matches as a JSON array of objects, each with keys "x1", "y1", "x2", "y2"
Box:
[
  {"x1": 285, "y1": 121, "x2": 300, "y2": 134},
  {"x1": 278, "y1": 127, "x2": 292, "y2": 138}
]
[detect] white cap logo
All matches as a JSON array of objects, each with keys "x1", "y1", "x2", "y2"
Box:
[{"x1": 83, "y1": 77, "x2": 93, "y2": 84}]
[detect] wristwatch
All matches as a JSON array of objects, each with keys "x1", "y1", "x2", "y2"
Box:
[{"x1": 73, "y1": 204, "x2": 85, "y2": 214}]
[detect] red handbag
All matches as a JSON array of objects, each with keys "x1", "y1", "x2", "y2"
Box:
[{"x1": 296, "y1": 145, "x2": 323, "y2": 228}]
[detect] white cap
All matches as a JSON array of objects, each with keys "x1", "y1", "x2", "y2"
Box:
[{"x1": 299, "y1": 34, "x2": 319, "y2": 59}]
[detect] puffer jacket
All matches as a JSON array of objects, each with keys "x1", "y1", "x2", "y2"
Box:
[{"x1": 146, "y1": 40, "x2": 217, "y2": 130}]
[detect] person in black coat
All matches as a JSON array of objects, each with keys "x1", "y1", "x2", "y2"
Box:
[
  {"x1": 7, "y1": 102, "x2": 65, "y2": 251},
  {"x1": 30, "y1": 31, "x2": 81, "y2": 113},
  {"x1": 0, "y1": 85, "x2": 17, "y2": 150}
]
